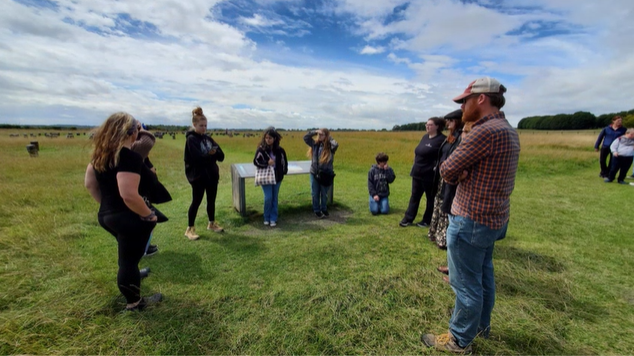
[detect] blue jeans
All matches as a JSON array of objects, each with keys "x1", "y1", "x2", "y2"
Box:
[
  {"x1": 310, "y1": 174, "x2": 329, "y2": 212},
  {"x1": 446, "y1": 215, "x2": 508, "y2": 347},
  {"x1": 262, "y1": 181, "x2": 281, "y2": 222},
  {"x1": 369, "y1": 195, "x2": 390, "y2": 214}
]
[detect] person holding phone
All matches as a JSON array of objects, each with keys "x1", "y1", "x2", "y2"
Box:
[
  {"x1": 184, "y1": 107, "x2": 225, "y2": 240},
  {"x1": 253, "y1": 127, "x2": 288, "y2": 227}
]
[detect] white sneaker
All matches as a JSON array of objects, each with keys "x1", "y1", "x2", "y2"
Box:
[
  {"x1": 270, "y1": 221, "x2": 277, "y2": 227},
  {"x1": 264, "y1": 221, "x2": 270, "y2": 225}
]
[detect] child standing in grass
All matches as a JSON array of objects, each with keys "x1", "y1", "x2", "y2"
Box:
[
  {"x1": 368, "y1": 152, "x2": 396, "y2": 215},
  {"x1": 605, "y1": 128, "x2": 634, "y2": 184}
]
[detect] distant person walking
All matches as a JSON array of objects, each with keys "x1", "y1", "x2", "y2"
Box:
[
  {"x1": 253, "y1": 127, "x2": 288, "y2": 227},
  {"x1": 422, "y1": 77, "x2": 520, "y2": 353},
  {"x1": 605, "y1": 128, "x2": 634, "y2": 184},
  {"x1": 84, "y1": 112, "x2": 162, "y2": 311},
  {"x1": 595, "y1": 116, "x2": 626, "y2": 178},
  {"x1": 367, "y1": 152, "x2": 396, "y2": 215},
  {"x1": 399, "y1": 117, "x2": 446, "y2": 228},
  {"x1": 304, "y1": 128, "x2": 338, "y2": 218},
  {"x1": 184, "y1": 107, "x2": 225, "y2": 240}
]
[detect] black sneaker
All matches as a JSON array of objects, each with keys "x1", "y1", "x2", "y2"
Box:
[
  {"x1": 315, "y1": 211, "x2": 324, "y2": 218},
  {"x1": 416, "y1": 222, "x2": 429, "y2": 228},
  {"x1": 126, "y1": 293, "x2": 163, "y2": 312},
  {"x1": 399, "y1": 220, "x2": 411, "y2": 227},
  {"x1": 144, "y1": 244, "x2": 158, "y2": 257},
  {"x1": 322, "y1": 210, "x2": 329, "y2": 217},
  {"x1": 139, "y1": 267, "x2": 151, "y2": 279}
]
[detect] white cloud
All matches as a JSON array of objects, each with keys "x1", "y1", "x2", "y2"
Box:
[{"x1": 360, "y1": 45, "x2": 385, "y2": 55}]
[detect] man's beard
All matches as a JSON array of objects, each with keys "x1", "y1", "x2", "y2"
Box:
[{"x1": 462, "y1": 103, "x2": 481, "y2": 123}]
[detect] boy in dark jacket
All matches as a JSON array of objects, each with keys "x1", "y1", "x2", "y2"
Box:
[{"x1": 368, "y1": 152, "x2": 396, "y2": 215}]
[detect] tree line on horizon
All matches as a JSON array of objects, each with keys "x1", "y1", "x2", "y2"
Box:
[{"x1": 392, "y1": 108, "x2": 634, "y2": 131}]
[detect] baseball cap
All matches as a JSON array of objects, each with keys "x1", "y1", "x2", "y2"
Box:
[{"x1": 453, "y1": 77, "x2": 506, "y2": 103}]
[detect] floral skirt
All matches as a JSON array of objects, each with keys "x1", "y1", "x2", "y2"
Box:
[{"x1": 427, "y1": 179, "x2": 449, "y2": 248}]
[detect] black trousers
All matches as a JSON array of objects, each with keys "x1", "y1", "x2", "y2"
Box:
[
  {"x1": 599, "y1": 146, "x2": 613, "y2": 177},
  {"x1": 608, "y1": 156, "x2": 634, "y2": 182},
  {"x1": 403, "y1": 177, "x2": 436, "y2": 224},
  {"x1": 188, "y1": 179, "x2": 218, "y2": 226},
  {"x1": 99, "y1": 211, "x2": 155, "y2": 304}
]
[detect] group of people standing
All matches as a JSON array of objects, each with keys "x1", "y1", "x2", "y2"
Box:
[
  {"x1": 595, "y1": 115, "x2": 634, "y2": 184},
  {"x1": 83, "y1": 77, "x2": 520, "y2": 353}
]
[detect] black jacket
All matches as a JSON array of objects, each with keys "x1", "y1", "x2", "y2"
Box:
[
  {"x1": 435, "y1": 131, "x2": 462, "y2": 214},
  {"x1": 303, "y1": 130, "x2": 339, "y2": 175},
  {"x1": 368, "y1": 165, "x2": 396, "y2": 198},
  {"x1": 410, "y1": 133, "x2": 446, "y2": 180},
  {"x1": 184, "y1": 130, "x2": 225, "y2": 183},
  {"x1": 253, "y1": 146, "x2": 288, "y2": 183}
]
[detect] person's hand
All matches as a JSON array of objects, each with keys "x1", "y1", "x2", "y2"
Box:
[
  {"x1": 209, "y1": 148, "x2": 217, "y2": 155},
  {"x1": 458, "y1": 170, "x2": 469, "y2": 182},
  {"x1": 595, "y1": 148, "x2": 599, "y2": 152},
  {"x1": 268, "y1": 158, "x2": 275, "y2": 166},
  {"x1": 373, "y1": 195, "x2": 379, "y2": 201},
  {"x1": 150, "y1": 167, "x2": 157, "y2": 175},
  {"x1": 614, "y1": 152, "x2": 619, "y2": 157}
]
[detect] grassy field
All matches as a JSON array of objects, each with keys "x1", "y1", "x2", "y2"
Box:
[{"x1": 0, "y1": 128, "x2": 633, "y2": 355}]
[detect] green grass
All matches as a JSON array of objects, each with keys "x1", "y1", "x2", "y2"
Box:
[{"x1": 0, "y1": 129, "x2": 633, "y2": 354}]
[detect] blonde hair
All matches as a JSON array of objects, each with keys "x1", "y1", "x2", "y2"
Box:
[
  {"x1": 626, "y1": 128, "x2": 634, "y2": 135},
  {"x1": 307, "y1": 128, "x2": 333, "y2": 165},
  {"x1": 192, "y1": 106, "x2": 207, "y2": 124},
  {"x1": 90, "y1": 112, "x2": 138, "y2": 172}
]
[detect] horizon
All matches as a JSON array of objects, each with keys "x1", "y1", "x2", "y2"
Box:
[{"x1": 1, "y1": 0, "x2": 633, "y2": 130}]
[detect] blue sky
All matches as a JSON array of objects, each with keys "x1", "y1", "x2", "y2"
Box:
[{"x1": 0, "y1": 0, "x2": 633, "y2": 129}]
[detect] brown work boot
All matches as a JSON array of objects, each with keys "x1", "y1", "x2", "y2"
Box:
[
  {"x1": 421, "y1": 332, "x2": 472, "y2": 354},
  {"x1": 207, "y1": 221, "x2": 224, "y2": 232},
  {"x1": 184, "y1": 226, "x2": 200, "y2": 240}
]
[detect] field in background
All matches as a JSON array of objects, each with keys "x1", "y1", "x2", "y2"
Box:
[{"x1": 0, "y1": 128, "x2": 632, "y2": 355}]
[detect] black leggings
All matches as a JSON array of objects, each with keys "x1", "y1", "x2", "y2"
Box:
[
  {"x1": 99, "y1": 211, "x2": 156, "y2": 304},
  {"x1": 599, "y1": 146, "x2": 613, "y2": 177},
  {"x1": 403, "y1": 177, "x2": 437, "y2": 224},
  {"x1": 188, "y1": 179, "x2": 218, "y2": 226}
]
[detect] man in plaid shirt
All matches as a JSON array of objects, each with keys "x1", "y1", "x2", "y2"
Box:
[{"x1": 422, "y1": 77, "x2": 520, "y2": 353}]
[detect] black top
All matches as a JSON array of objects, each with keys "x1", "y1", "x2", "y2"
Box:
[
  {"x1": 410, "y1": 133, "x2": 446, "y2": 180},
  {"x1": 184, "y1": 130, "x2": 225, "y2": 183},
  {"x1": 95, "y1": 147, "x2": 143, "y2": 215},
  {"x1": 253, "y1": 146, "x2": 289, "y2": 183},
  {"x1": 368, "y1": 164, "x2": 396, "y2": 198}
]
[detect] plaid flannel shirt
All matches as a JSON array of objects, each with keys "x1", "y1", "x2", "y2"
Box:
[{"x1": 440, "y1": 112, "x2": 520, "y2": 229}]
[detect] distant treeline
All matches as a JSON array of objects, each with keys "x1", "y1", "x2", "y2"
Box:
[
  {"x1": 517, "y1": 109, "x2": 634, "y2": 130},
  {"x1": 392, "y1": 108, "x2": 634, "y2": 131}
]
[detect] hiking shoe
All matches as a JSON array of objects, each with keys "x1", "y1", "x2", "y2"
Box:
[
  {"x1": 185, "y1": 226, "x2": 200, "y2": 240},
  {"x1": 139, "y1": 267, "x2": 151, "y2": 279},
  {"x1": 618, "y1": 181, "x2": 628, "y2": 185},
  {"x1": 322, "y1": 210, "x2": 329, "y2": 217},
  {"x1": 263, "y1": 221, "x2": 270, "y2": 226},
  {"x1": 315, "y1": 211, "x2": 324, "y2": 218},
  {"x1": 126, "y1": 293, "x2": 163, "y2": 312},
  {"x1": 207, "y1": 221, "x2": 224, "y2": 232},
  {"x1": 144, "y1": 244, "x2": 158, "y2": 257},
  {"x1": 399, "y1": 220, "x2": 411, "y2": 227},
  {"x1": 416, "y1": 221, "x2": 429, "y2": 228},
  {"x1": 421, "y1": 332, "x2": 472, "y2": 354},
  {"x1": 270, "y1": 221, "x2": 277, "y2": 227}
]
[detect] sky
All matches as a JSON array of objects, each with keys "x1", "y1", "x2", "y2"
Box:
[{"x1": 0, "y1": 0, "x2": 633, "y2": 130}]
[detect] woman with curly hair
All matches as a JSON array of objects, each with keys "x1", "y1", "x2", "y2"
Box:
[
  {"x1": 84, "y1": 112, "x2": 161, "y2": 311},
  {"x1": 253, "y1": 127, "x2": 288, "y2": 227}
]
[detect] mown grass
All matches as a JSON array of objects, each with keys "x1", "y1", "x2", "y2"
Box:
[{"x1": 0, "y1": 128, "x2": 633, "y2": 355}]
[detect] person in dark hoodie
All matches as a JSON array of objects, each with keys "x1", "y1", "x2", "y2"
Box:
[
  {"x1": 368, "y1": 152, "x2": 396, "y2": 215},
  {"x1": 595, "y1": 115, "x2": 626, "y2": 178},
  {"x1": 304, "y1": 128, "x2": 338, "y2": 218},
  {"x1": 253, "y1": 127, "x2": 288, "y2": 227},
  {"x1": 399, "y1": 117, "x2": 446, "y2": 228},
  {"x1": 184, "y1": 107, "x2": 225, "y2": 240}
]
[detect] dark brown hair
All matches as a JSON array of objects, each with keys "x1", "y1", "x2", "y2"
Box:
[
  {"x1": 258, "y1": 127, "x2": 281, "y2": 150},
  {"x1": 428, "y1": 117, "x2": 446, "y2": 132},
  {"x1": 375, "y1": 152, "x2": 389, "y2": 163}
]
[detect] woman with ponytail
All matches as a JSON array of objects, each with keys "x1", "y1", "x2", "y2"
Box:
[
  {"x1": 184, "y1": 107, "x2": 225, "y2": 240},
  {"x1": 84, "y1": 112, "x2": 162, "y2": 311},
  {"x1": 304, "y1": 128, "x2": 338, "y2": 218}
]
